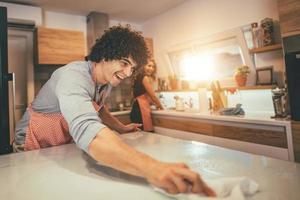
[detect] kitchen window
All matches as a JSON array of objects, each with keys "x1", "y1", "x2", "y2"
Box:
[{"x1": 166, "y1": 27, "x2": 255, "y2": 86}]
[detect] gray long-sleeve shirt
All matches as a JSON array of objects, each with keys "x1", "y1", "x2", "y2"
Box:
[{"x1": 15, "y1": 61, "x2": 112, "y2": 153}]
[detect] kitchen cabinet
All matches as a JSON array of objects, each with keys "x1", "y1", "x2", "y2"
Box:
[
  {"x1": 292, "y1": 121, "x2": 300, "y2": 162},
  {"x1": 278, "y1": 0, "x2": 300, "y2": 37},
  {"x1": 151, "y1": 110, "x2": 293, "y2": 161},
  {"x1": 36, "y1": 27, "x2": 86, "y2": 65},
  {"x1": 152, "y1": 115, "x2": 287, "y2": 148}
]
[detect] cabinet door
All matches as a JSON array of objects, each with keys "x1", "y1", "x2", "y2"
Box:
[
  {"x1": 278, "y1": 0, "x2": 300, "y2": 37},
  {"x1": 37, "y1": 27, "x2": 86, "y2": 65},
  {"x1": 152, "y1": 115, "x2": 287, "y2": 148},
  {"x1": 292, "y1": 121, "x2": 300, "y2": 162}
]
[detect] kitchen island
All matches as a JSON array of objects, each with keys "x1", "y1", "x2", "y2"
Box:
[
  {"x1": 151, "y1": 110, "x2": 293, "y2": 161},
  {"x1": 0, "y1": 132, "x2": 299, "y2": 200}
]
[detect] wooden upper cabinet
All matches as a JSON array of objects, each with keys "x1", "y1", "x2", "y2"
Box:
[
  {"x1": 36, "y1": 27, "x2": 86, "y2": 65},
  {"x1": 278, "y1": 0, "x2": 300, "y2": 37},
  {"x1": 144, "y1": 37, "x2": 154, "y2": 58}
]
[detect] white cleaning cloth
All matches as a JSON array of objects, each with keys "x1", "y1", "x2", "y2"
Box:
[{"x1": 153, "y1": 176, "x2": 259, "y2": 200}]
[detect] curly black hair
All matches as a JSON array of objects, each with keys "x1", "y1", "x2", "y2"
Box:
[{"x1": 86, "y1": 25, "x2": 149, "y2": 69}]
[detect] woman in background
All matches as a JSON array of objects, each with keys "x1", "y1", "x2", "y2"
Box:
[{"x1": 130, "y1": 59, "x2": 163, "y2": 132}]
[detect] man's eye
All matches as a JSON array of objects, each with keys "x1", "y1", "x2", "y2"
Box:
[{"x1": 121, "y1": 61, "x2": 129, "y2": 67}]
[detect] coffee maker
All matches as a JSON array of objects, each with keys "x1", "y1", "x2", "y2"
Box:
[{"x1": 271, "y1": 88, "x2": 287, "y2": 118}]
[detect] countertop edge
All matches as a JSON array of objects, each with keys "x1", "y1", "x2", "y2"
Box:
[
  {"x1": 111, "y1": 110, "x2": 130, "y2": 116},
  {"x1": 151, "y1": 110, "x2": 291, "y2": 127}
]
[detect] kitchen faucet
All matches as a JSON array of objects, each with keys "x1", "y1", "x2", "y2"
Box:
[{"x1": 185, "y1": 97, "x2": 193, "y2": 109}]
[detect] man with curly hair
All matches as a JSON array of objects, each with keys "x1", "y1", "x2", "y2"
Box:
[{"x1": 14, "y1": 25, "x2": 215, "y2": 197}]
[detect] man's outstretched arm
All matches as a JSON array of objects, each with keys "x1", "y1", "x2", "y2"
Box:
[{"x1": 88, "y1": 127, "x2": 216, "y2": 196}]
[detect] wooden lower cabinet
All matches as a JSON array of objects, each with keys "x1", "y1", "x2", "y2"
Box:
[
  {"x1": 152, "y1": 116, "x2": 213, "y2": 136},
  {"x1": 292, "y1": 121, "x2": 300, "y2": 162},
  {"x1": 213, "y1": 124, "x2": 287, "y2": 148},
  {"x1": 152, "y1": 116, "x2": 288, "y2": 148}
]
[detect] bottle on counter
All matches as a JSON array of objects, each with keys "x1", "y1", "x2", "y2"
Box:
[
  {"x1": 119, "y1": 103, "x2": 124, "y2": 111},
  {"x1": 174, "y1": 95, "x2": 185, "y2": 111}
]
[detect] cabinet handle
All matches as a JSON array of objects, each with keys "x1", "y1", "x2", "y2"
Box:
[{"x1": 7, "y1": 73, "x2": 16, "y2": 133}]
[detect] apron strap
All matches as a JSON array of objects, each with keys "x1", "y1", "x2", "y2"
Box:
[{"x1": 136, "y1": 94, "x2": 154, "y2": 132}]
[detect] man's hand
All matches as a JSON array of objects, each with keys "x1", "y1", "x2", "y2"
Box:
[
  {"x1": 146, "y1": 161, "x2": 216, "y2": 197},
  {"x1": 156, "y1": 105, "x2": 164, "y2": 110},
  {"x1": 120, "y1": 123, "x2": 142, "y2": 133}
]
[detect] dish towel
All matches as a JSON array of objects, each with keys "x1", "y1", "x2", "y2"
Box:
[
  {"x1": 219, "y1": 104, "x2": 245, "y2": 116},
  {"x1": 153, "y1": 176, "x2": 259, "y2": 200}
]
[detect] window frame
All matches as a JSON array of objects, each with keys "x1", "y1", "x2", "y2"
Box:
[{"x1": 165, "y1": 27, "x2": 255, "y2": 86}]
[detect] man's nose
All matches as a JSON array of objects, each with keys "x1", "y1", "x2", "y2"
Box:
[{"x1": 123, "y1": 66, "x2": 132, "y2": 77}]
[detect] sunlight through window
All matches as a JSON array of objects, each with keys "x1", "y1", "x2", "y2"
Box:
[{"x1": 180, "y1": 53, "x2": 215, "y2": 81}]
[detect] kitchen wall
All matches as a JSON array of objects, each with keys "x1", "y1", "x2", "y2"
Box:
[
  {"x1": 0, "y1": 2, "x2": 42, "y2": 25},
  {"x1": 0, "y1": 2, "x2": 145, "y2": 49},
  {"x1": 110, "y1": 19, "x2": 142, "y2": 31},
  {"x1": 141, "y1": 0, "x2": 282, "y2": 81},
  {"x1": 158, "y1": 89, "x2": 275, "y2": 116},
  {"x1": 43, "y1": 11, "x2": 86, "y2": 35},
  {"x1": 0, "y1": 2, "x2": 86, "y2": 34}
]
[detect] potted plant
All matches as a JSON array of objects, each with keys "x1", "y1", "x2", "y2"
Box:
[{"x1": 234, "y1": 65, "x2": 250, "y2": 87}]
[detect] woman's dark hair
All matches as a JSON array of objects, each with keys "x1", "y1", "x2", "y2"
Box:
[
  {"x1": 86, "y1": 24, "x2": 149, "y2": 69},
  {"x1": 131, "y1": 58, "x2": 157, "y2": 93}
]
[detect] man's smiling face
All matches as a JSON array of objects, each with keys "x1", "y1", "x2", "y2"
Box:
[{"x1": 94, "y1": 56, "x2": 137, "y2": 87}]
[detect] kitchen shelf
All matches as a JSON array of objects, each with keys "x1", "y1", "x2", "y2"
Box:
[{"x1": 249, "y1": 44, "x2": 282, "y2": 54}]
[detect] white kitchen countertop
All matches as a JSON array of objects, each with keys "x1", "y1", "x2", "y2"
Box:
[{"x1": 0, "y1": 132, "x2": 299, "y2": 200}]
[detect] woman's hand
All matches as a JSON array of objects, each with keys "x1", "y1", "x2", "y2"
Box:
[
  {"x1": 146, "y1": 161, "x2": 216, "y2": 196},
  {"x1": 120, "y1": 123, "x2": 142, "y2": 133}
]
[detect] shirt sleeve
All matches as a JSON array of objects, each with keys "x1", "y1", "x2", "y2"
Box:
[{"x1": 55, "y1": 69, "x2": 107, "y2": 153}]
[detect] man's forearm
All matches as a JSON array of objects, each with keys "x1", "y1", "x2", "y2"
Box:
[
  {"x1": 88, "y1": 127, "x2": 157, "y2": 177},
  {"x1": 99, "y1": 106, "x2": 126, "y2": 133},
  {"x1": 88, "y1": 127, "x2": 216, "y2": 197}
]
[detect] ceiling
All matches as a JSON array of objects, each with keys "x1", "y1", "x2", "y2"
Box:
[{"x1": 2, "y1": 0, "x2": 187, "y2": 23}]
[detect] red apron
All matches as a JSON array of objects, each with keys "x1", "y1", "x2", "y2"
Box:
[
  {"x1": 24, "y1": 102, "x2": 101, "y2": 151},
  {"x1": 136, "y1": 94, "x2": 154, "y2": 132}
]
